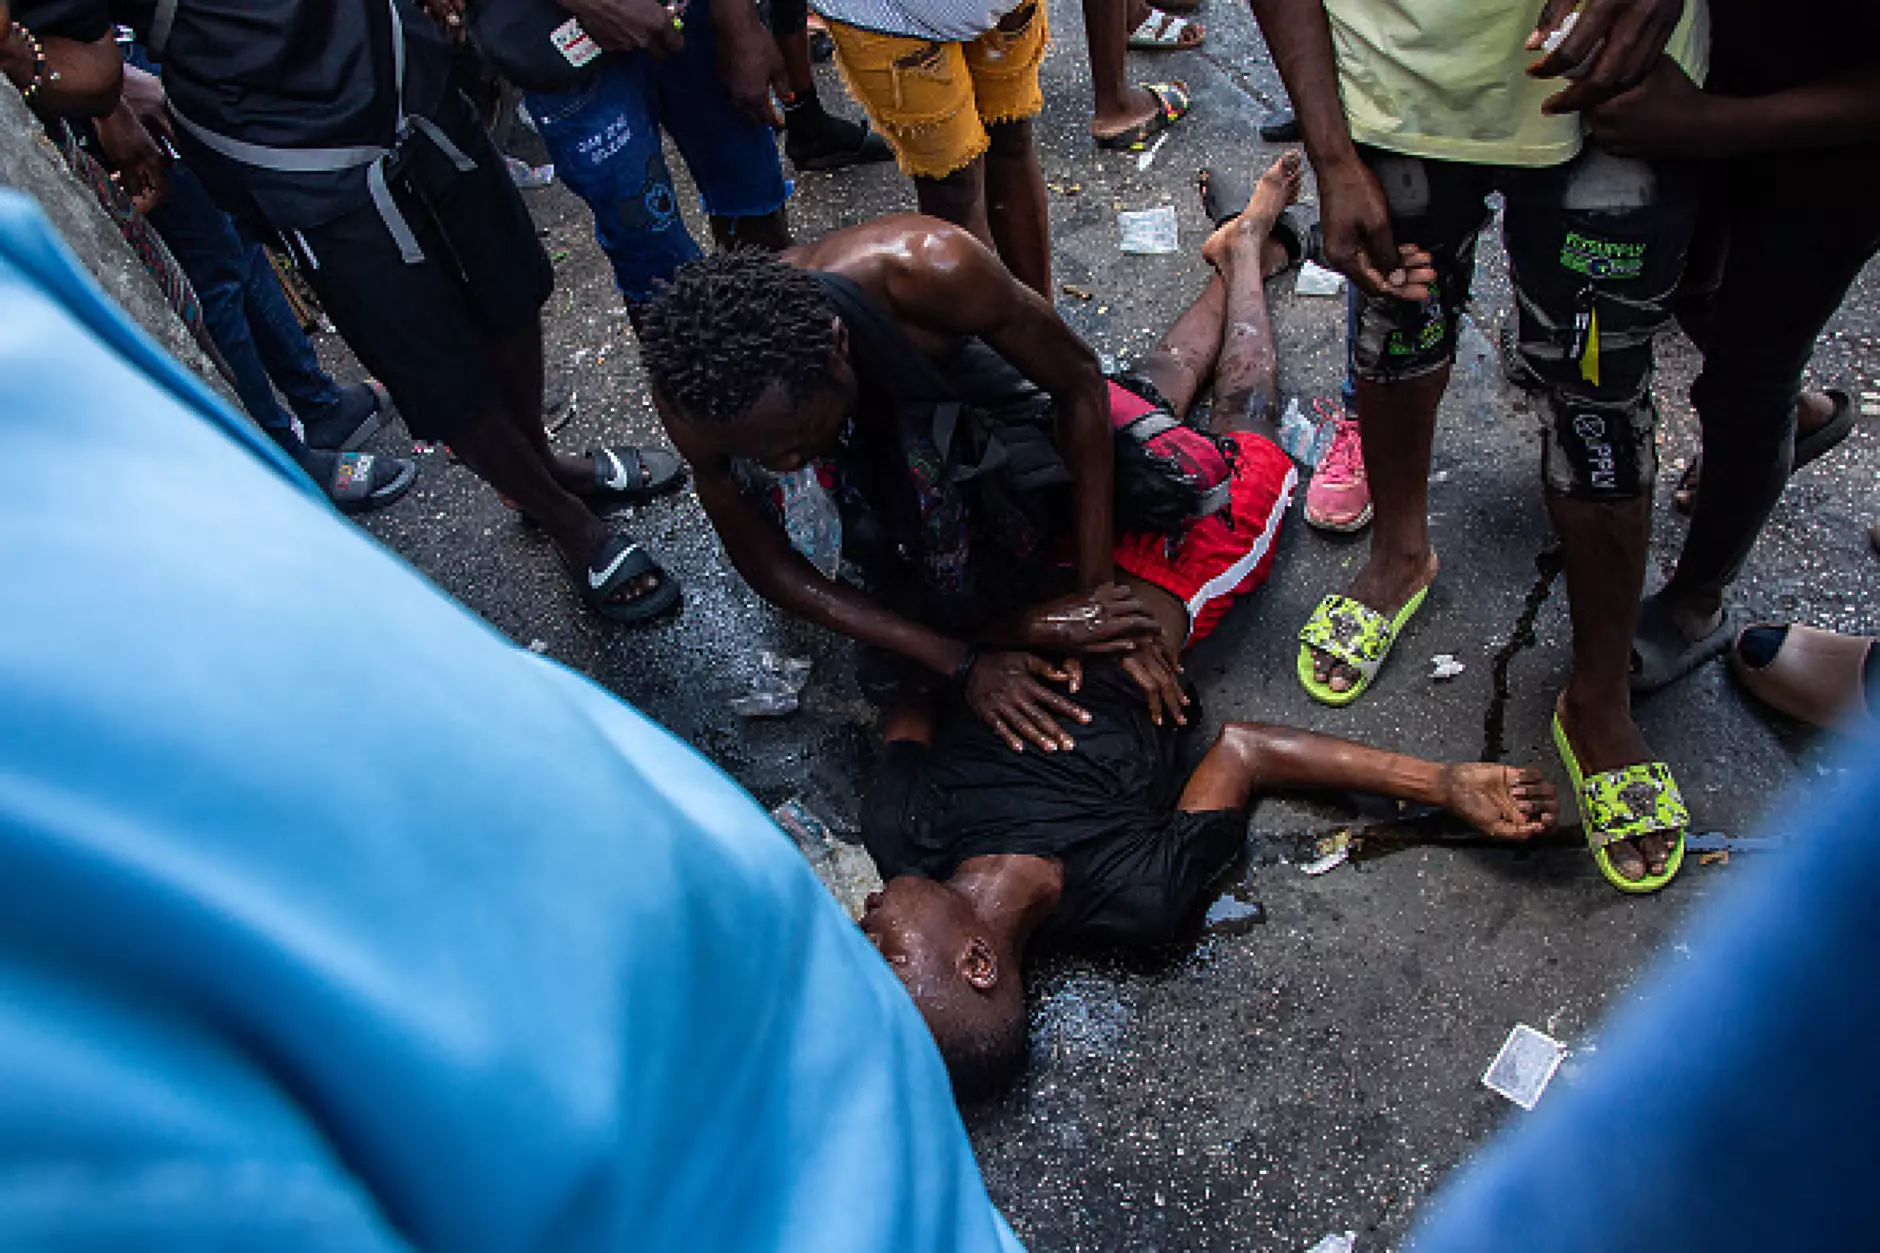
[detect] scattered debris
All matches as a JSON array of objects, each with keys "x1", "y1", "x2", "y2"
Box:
[
  {"x1": 728, "y1": 651, "x2": 814, "y2": 717},
  {"x1": 1277, "y1": 396, "x2": 1336, "y2": 467},
  {"x1": 1117, "y1": 204, "x2": 1180, "y2": 255},
  {"x1": 1698, "y1": 849, "x2": 1730, "y2": 867},
  {"x1": 1302, "y1": 830, "x2": 1354, "y2": 876},
  {"x1": 526, "y1": 638, "x2": 549, "y2": 654},
  {"x1": 1305, "y1": 1233, "x2": 1357, "y2": 1253},
  {"x1": 1483, "y1": 1023, "x2": 1566, "y2": 1110},
  {"x1": 1431, "y1": 653, "x2": 1467, "y2": 681},
  {"x1": 411, "y1": 441, "x2": 436, "y2": 455},
  {"x1": 1048, "y1": 180, "x2": 1083, "y2": 196},
  {"x1": 1294, "y1": 259, "x2": 1346, "y2": 297},
  {"x1": 504, "y1": 155, "x2": 555, "y2": 189},
  {"x1": 1136, "y1": 131, "x2": 1170, "y2": 172},
  {"x1": 1685, "y1": 831, "x2": 1791, "y2": 855},
  {"x1": 771, "y1": 798, "x2": 884, "y2": 920},
  {"x1": 1061, "y1": 283, "x2": 1095, "y2": 300}
]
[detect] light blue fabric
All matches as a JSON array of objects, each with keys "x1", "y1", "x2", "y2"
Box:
[
  {"x1": 1410, "y1": 732, "x2": 1880, "y2": 1252},
  {"x1": 0, "y1": 190, "x2": 1020, "y2": 1253}
]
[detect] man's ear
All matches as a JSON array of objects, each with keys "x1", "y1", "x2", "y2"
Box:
[
  {"x1": 831, "y1": 316, "x2": 850, "y2": 367},
  {"x1": 959, "y1": 935, "x2": 1000, "y2": 992}
]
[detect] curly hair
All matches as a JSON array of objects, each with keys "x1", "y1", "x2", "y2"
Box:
[{"x1": 637, "y1": 250, "x2": 839, "y2": 425}]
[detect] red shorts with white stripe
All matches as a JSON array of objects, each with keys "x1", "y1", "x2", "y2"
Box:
[{"x1": 1113, "y1": 432, "x2": 1297, "y2": 645}]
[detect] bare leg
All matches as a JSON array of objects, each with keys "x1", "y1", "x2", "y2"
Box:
[
  {"x1": 1132, "y1": 153, "x2": 1301, "y2": 422},
  {"x1": 1083, "y1": 0, "x2": 1177, "y2": 140},
  {"x1": 777, "y1": 28, "x2": 816, "y2": 97},
  {"x1": 467, "y1": 322, "x2": 661, "y2": 605},
  {"x1": 1199, "y1": 154, "x2": 1303, "y2": 438},
  {"x1": 486, "y1": 317, "x2": 611, "y2": 494},
  {"x1": 709, "y1": 209, "x2": 792, "y2": 253},
  {"x1": 915, "y1": 160, "x2": 994, "y2": 252},
  {"x1": 1308, "y1": 369, "x2": 1444, "y2": 691},
  {"x1": 984, "y1": 119, "x2": 1052, "y2": 296},
  {"x1": 1550, "y1": 490, "x2": 1672, "y2": 882}
]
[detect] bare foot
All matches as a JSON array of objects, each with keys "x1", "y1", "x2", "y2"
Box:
[
  {"x1": 1309, "y1": 547, "x2": 1440, "y2": 693},
  {"x1": 1441, "y1": 764, "x2": 1558, "y2": 840},
  {"x1": 1201, "y1": 152, "x2": 1303, "y2": 272},
  {"x1": 1556, "y1": 689, "x2": 1675, "y2": 882}
]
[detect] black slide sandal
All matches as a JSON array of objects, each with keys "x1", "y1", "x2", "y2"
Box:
[
  {"x1": 584, "y1": 444, "x2": 688, "y2": 514},
  {"x1": 1675, "y1": 388, "x2": 1857, "y2": 514},
  {"x1": 1631, "y1": 591, "x2": 1736, "y2": 695},
  {"x1": 566, "y1": 532, "x2": 682, "y2": 625},
  {"x1": 313, "y1": 450, "x2": 416, "y2": 516}
]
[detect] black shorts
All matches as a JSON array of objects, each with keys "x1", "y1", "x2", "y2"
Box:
[
  {"x1": 290, "y1": 92, "x2": 553, "y2": 442},
  {"x1": 1350, "y1": 142, "x2": 1697, "y2": 499}
]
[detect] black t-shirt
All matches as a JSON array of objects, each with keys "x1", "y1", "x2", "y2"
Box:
[
  {"x1": 1707, "y1": 0, "x2": 1880, "y2": 97},
  {"x1": 18, "y1": 0, "x2": 455, "y2": 231},
  {"x1": 860, "y1": 662, "x2": 1246, "y2": 950}
]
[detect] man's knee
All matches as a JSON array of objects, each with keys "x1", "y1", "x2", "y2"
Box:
[
  {"x1": 1349, "y1": 251, "x2": 1471, "y2": 386},
  {"x1": 1542, "y1": 390, "x2": 1656, "y2": 500}
]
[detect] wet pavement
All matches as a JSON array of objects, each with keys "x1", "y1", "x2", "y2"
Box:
[{"x1": 336, "y1": 5, "x2": 1880, "y2": 1248}]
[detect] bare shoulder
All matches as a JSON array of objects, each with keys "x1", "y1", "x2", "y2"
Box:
[{"x1": 782, "y1": 216, "x2": 1009, "y2": 342}]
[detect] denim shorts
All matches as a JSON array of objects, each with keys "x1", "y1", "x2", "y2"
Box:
[{"x1": 526, "y1": 15, "x2": 790, "y2": 304}]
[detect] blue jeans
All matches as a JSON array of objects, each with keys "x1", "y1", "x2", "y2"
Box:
[
  {"x1": 146, "y1": 161, "x2": 346, "y2": 451},
  {"x1": 526, "y1": 12, "x2": 790, "y2": 304}
]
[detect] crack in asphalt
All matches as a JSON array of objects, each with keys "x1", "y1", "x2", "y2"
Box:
[{"x1": 1480, "y1": 546, "x2": 1564, "y2": 763}]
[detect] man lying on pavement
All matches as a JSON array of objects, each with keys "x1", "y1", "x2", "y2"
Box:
[{"x1": 857, "y1": 564, "x2": 1560, "y2": 1102}]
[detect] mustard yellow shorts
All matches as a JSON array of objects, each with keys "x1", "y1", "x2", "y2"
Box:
[{"x1": 825, "y1": 4, "x2": 1049, "y2": 180}]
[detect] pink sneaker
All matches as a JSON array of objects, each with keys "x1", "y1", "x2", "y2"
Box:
[{"x1": 1304, "y1": 414, "x2": 1372, "y2": 532}]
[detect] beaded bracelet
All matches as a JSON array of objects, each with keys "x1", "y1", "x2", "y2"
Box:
[{"x1": 8, "y1": 22, "x2": 47, "y2": 102}]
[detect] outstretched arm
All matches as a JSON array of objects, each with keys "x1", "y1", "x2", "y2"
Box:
[
  {"x1": 883, "y1": 225, "x2": 1114, "y2": 589},
  {"x1": 671, "y1": 424, "x2": 1095, "y2": 754},
  {"x1": 1178, "y1": 722, "x2": 1556, "y2": 839}
]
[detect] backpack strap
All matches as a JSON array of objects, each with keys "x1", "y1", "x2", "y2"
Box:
[{"x1": 811, "y1": 271, "x2": 957, "y2": 403}]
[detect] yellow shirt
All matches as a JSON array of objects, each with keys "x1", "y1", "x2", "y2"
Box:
[{"x1": 1323, "y1": 0, "x2": 1710, "y2": 167}]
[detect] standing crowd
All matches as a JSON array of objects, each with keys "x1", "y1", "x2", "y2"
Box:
[{"x1": 6, "y1": 0, "x2": 1879, "y2": 1113}]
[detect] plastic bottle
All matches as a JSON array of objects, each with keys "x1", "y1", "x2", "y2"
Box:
[{"x1": 780, "y1": 466, "x2": 842, "y2": 579}]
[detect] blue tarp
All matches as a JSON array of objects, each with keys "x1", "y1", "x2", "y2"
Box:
[{"x1": 0, "y1": 190, "x2": 1021, "y2": 1253}]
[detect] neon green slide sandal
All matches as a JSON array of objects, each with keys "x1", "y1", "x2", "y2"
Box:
[
  {"x1": 1296, "y1": 587, "x2": 1429, "y2": 707},
  {"x1": 1551, "y1": 708, "x2": 1687, "y2": 894}
]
